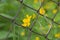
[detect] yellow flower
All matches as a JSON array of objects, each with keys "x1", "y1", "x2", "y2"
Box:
[
  {"x1": 52, "y1": 9, "x2": 57, "y2": 14},
  {"x1": 26, "y1": 15, "x2": 32, "y2": 19},
  {"x1": 20, "y1": 31, "x2": 25, "y2": 36},
  {"x1": 39, "y1": 7, "x2": 45, "y2": 15},
  {"x1": 32, "y1": 14, "x2": 36, "y2": 19},
  {"x1": 55, "y1": 33, "x2": 60, "y2": 38},
  {"x1": 22, "y1": 22, "x2": 30, "y2": 27},
  {"x1": 22, "y1": 15, "x2": 31, "y2": 27},
  {"x1": 34, "y1": 0, "x2": 38, "y2": 3},
  {"x1": 23, "y1": 18, "x2": 30, "y2": 23},
  {"x1": 35, "y1": 37, "x2": 40, "y2": 40}
]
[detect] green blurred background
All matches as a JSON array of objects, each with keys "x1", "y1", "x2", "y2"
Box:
[{"x1": 0, "y1": 0, "x2": 60, "y2": 40}]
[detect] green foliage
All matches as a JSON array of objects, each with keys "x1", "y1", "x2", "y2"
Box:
[{"x1": 0, "y1": 0, "x2": 60, "y2": 40}]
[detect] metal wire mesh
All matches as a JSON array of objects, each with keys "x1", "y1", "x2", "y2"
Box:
[{"x1": 0, "y1": 0, "x2": 60, "y2": 40}]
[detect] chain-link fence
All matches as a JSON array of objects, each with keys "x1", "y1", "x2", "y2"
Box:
[{"x1": 0, "y1": 0, "x2": 60, "y2": 40}]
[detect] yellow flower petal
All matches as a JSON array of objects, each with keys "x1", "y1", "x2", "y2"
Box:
[
  {"x1": 22, "y1": 14, "x2": 31, "y2": 27},
  {"x1": 39, "y1": 7, "x2": 45, "y2": 15},
  {"x1": 22, "y1": 23, "x2": 27, "y2": 27},
  {"x1": 35, "y1": 37, "x2": 40, "y2": 40},
  {"x1": 23, "y1": 18, "x2": 30, "y2": 23},
  {"x1": 26, "y1": 15, "x2": 32, "y2": 19},
  {"x1": 27, "y1": 23, "x2": 30, "y2": 27},
  {"x1": 55, "y1": 33, "x2": 60, "y2": 38}
]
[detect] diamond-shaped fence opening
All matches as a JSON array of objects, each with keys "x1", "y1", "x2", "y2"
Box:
[{"x1": 0, "y1": 0, "x2": 60, "y2": 40}]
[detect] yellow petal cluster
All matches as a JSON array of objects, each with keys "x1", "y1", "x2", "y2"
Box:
[
  {"x1": 55, "y1": 33, "x2": 60, "y2": 38},
  {"x1": 35, "y1": 37, "x2": 40, "y2": 40},
  {"x1": 39, "y1": 7, "x2": 45, "y2": 15},
  {"x1": 22, "y1": 15, "x2": 32, "y2": 27},
  {"x1": 22, "y1": 14, "x2": 36, "y2": 27}
]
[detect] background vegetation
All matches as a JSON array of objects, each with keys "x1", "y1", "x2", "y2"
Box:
[{"x1": 0, "y1": 0, "x2": 60, "y2": 40}]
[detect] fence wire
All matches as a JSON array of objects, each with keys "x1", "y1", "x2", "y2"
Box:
[{"x1": 0, "y1": 0, "x2": 60, "y2": 40}]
